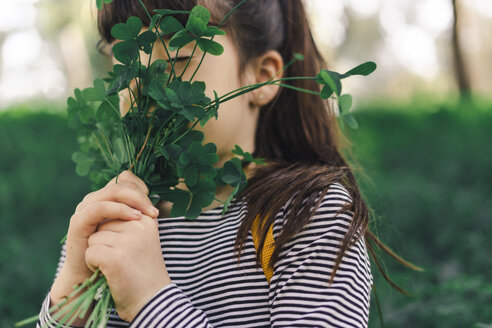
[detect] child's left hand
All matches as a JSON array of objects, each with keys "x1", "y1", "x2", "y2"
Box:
[{"x1": 85, "y1": 215, "x2": 172, "y2": 322}]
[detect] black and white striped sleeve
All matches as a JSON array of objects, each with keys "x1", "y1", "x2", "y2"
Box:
[
  {"x1": 269, "y1": 183, "x2": 374, "y2": 327},
  {"x1": 36, "y1": 240, "x2": 80, "y2": 328},
  {"x1": 128, "y1": 283, "x2": 213, "y2": 327}
]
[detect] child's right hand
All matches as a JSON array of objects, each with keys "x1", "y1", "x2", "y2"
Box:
[{"x1": 50, "y1": 170, "x2": 160, "y2": 305}]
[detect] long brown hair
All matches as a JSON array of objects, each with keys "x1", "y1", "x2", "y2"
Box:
[{"x1": 98, "y1": 0, "x2": 422, "y2": 294}]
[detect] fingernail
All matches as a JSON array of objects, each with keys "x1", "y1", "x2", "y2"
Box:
[
  {"x1": 149, "y1": 206, "x2": 159, "y2": 216},
  {"x1": 132, "y1": 209, "x2": 142, "y2": 218}
]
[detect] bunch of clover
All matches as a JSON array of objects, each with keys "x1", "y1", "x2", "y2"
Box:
[{"x1": 15, "y1": 0, "x2": 376, "y2": 326}]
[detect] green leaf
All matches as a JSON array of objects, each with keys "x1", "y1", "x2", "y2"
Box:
[
  {"x1": 231, "y1": 144, "x2": 245, "y2": 157},
  {"x1": 343, "y1": 61, "x2": 377, "y2": 78},
  {"x1": 82, "y1": 78, "x2": 106, "y2": 101},
  {"x1": 199, "y1": 90, "x2": 219, "y2": 127},
  {"x1": 221, "y1": 158, "x2": 245, "y2": 185},
  {"x1": 149, "y1": 59, "x2": 168, "y2": 76},
  {"x1": 342, "y1": 113, "x2": 359, "y2": 129},
  {"x1": 294, "y1": 53, "x2": 304, "y2": 61},
  {"x1": 149, "y1": 80, "x2": 166, "y2": 101},
  {"x1": 189, "y1": 178, "x2": 216, "y2": 207},
  {"x1": 137, "y1": 30, "x2": 157, "y2": 54},
  {"x1": 111, "y1": 17, "x2": 143, "y2": 41},
  {"x1": 160, "y1": 188, "x2": 191, "y2": 217},
  {"x1": 320, "y1": 85, "x2": 333, "y2": 99},
  {"x1": 160, "y1": 16, "x2": 185, "y2": 35},
  {"x1": 338, "y1": 94, "x2": 352, "y2": 114},
  {"x1": 149, "y1": 14, "x2": 161, "y2": 31},
  {"x1": 201, "y1": 26, "x2": 226, "y2": 37},
  {"x1": 186, "y1": 16, "x2": 207, "y2": 36},
  {"x1": 165, "y1": 87, "x2": 181, "y2": 105},
  {"x1": 319, "y1": 70, "x2": 342, "y2": 96},
  {"x1": 189, "y1": 6, "x2": 210, "y2": 25},
  {"x1": 96, "y1": 0, "x2": 103, "y2": 10},
  {"x1": 168, "y1": 30, "x2": 195, "y2": 51},
  {"x1": 96, "y1": 97, "x2": 120, "y2": 122},
  {"x1": 196, "y1": 38, "x2": 224, "y2": 56},
  {"x1": 184, "y1": 166, "x2": 199, "y2": 185},
  {"x1": 160, "y1": 144, "x2": 182, "y2": 160},
  {"x1": 198, "y1": 151, "x2": 218, "y2": 166},
  {"x1": 72, "y1": 152, "x2": 95, "y2": 176},
  {"x1": 112, "y1": 40, "x2": 139, "y2": 65},
  {"x1": 176, "y1": 141, "x2": 218, "y2": 187}
]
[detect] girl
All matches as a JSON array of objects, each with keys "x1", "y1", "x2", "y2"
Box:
[{"x1": 36, "y1": 0, "x2": 401, "y2": 327}]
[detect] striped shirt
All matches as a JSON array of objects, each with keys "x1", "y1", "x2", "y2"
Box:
[{"x1": 37, "y1": 182, "x2": 373, "y2": 327}]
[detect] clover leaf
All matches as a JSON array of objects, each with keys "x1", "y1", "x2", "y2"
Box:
[
  {"x1": 177, "y1": 141, "x2": 218, "y2": 186},
  {"x1": 186, "y1": 177, "x2": 216, "y2": 218},
  {"x1": 72, "y1": 151, "x2": 95, "y2": 176},
  {"x1": 338, "y1": 94, "x2": 352, "y2": 114},
  {"x1": 196, "y1": 38, "x2": 224, "y2": 56},
  {"x1": 160, "y1": 16, "x2": 184, "y2": 35},
  {"x1": 317, "y1": 70, "x2": 342, "y2": 98},
  {"x1": 341, "y1": 61, "x2": 377, "y2": 78},
  {"x1": 96, "y1": 0, "x2": 114, "y2": 10},
  {"x1": 82, "y1": 78, "x2": 106, "y2": 101},
  {"x1": 219, "y1": 157, "x2": 246, "y2": 186},
  {"x1": 111, "y1": 17, "x2": 143, "y2": 41},
  {"x1": 151, "y1": 79, "x2": 210, "y2": 121}
]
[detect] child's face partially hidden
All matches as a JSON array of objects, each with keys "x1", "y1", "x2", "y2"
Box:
[
  {"x1": 112, "y1": 30, "x2": 283, "y2": 212},
  {"x1": 114, "y1": 32, "x2": 258, "y2": 168}
]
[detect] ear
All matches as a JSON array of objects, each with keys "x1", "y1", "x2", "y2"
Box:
[{"x1": 244, "y1": 50, "x2": 284, "y2": 108}]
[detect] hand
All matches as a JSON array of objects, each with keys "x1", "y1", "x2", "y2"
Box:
[
  {"x1": 50, "y1": 170, "x2": 160, "y2": 306},
  {"x1": 85, "y1": 215, "x2": 172, "y2": 322}
]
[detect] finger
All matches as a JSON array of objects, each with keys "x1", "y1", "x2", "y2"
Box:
[
  {"x1": 70, "y1": 201, "x2": 142, "y2": 238},
  {"x1": 88, "y1": 230, "x2": 120, "y2": 248},
  {"x1": 77, "y1": 182, "x2": 140, "y2": 212},
  {"x1": 97, "y1": 218, "x2": 142, "y2": 233},
  {"x1": 79, "y1": 184, "x2": 159, "y2": 218},
  {"x1": 107, "y1": 170, "x2": 149, "y2": 195},
  {"x1": 85, "y1": 244, "x2": 113, "y2": 273},
  {"x1": 140, "y1": 215, "x2": 159, "y2": 228}
]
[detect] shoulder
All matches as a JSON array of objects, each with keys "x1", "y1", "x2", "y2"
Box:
[
  {"x1": 270, "y1": 181, "x2": 374, "y2": 285},
  {"x1": 272, "y1": 182, "x2": 355, "y2": 243}
]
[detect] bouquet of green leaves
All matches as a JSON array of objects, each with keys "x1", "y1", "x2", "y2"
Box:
[{"x1": 15, "y1": 0, "x2": 376, "y2": 326}]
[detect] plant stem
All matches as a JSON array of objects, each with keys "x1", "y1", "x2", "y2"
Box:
[
  {"x1": 138, "y1": 0, "x2": 152, "y2": 20},
  {"x1": 179, "y1": 41, "x2": 198, "y2": 80},
  {"x1": 202, "y1": 77, "x2": 317, "y2": 110},
  {"x1": 92, "y1": 132, "x2": 112, "y2": 166},
  {"x1": 129, "y1": 123, "x2": 153, "y2": 172}
]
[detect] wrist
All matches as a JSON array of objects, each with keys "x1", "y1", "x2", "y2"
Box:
[
  {"x1": 50, "y1": 266, "x2": 90, "y2": 305},
  {"x1": 123, "y1": 276, "x2": 173, "y2": 322}
]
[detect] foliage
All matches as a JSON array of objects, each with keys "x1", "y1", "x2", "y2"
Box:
[
  {"x1": 0, "y1": 110, "x2": 91, "y2": 328},
  {"x1": 344, "y1": 101, "x2": 492, "y2": 327}
]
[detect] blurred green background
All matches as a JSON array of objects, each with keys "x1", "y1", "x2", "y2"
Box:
[{"x1": 1, "y1": 0, "x2": 491, "y2": 327}]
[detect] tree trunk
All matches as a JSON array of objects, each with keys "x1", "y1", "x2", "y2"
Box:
[{"x1": 451, "y1": 0, "x2": 472, "y2": 100}]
